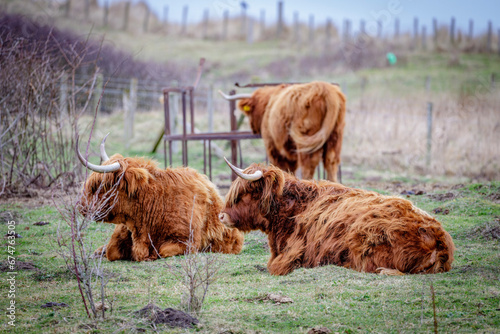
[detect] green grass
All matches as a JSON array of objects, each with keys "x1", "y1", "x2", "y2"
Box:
[{"x1": 1, "y1": 181, "x2": 499, "y2": 333}]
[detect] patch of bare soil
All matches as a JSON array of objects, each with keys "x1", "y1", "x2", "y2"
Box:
[
  {"x1": 346, "y1": 178, "x2": 460, "y2": 196},
  {"x1": 0, "y1": 186, "x2": 80, "y2": 208},
  {"x1": 466, "y1": 219, "x2": 500, "y2": 240},
  {"x1": 308, "y1": 326, "x2": 332, "y2": 334},
  {"x1": 487, "y1": 192, "x2": 500, "y2": 203},
  {"x1": 0, "y1": 261, "x2": 38, "y2": 272},
  {"x1": 134, "y1": 303, "x2": 199, "y2": 329},
  {"x1": 427, "y1": 192, "x2": 457, "y2": 201},
  {"x1": 244, "y1": 293, "x2": 293, "y2": 304}
]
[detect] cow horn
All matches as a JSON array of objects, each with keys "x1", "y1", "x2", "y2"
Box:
[
  {"x1": 224, "y1": 157, "x2": 263, "y2": 181},
  {"x1": 218, "y1": 90, "x2": 252, "y2": 101},
  {"x1": 100, "y1": 133, "x2": 111, "y2": 162},
  {"x1": 76, "y1": 135, "x2": 121, "y2": 173}
]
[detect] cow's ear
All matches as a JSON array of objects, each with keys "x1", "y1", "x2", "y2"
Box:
[
  {"x1": 260, "y1": 168, "x2": 285, "y2": 213},
  {"x1": 123, "y1": 167, "x2": 151, "y2": 197},
  {"x1": 85, "y1": 172, "x2": 115, "y2": 194},
  {"x1": 238, "y1": 99, "x2": 253, "y2": 115}
]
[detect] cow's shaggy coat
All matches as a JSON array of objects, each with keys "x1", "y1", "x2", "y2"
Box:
[
  {"x1": 219, "y1": 164, "x2": 455, "y2": 275},
  {"x1": 80, "y1": 154, "x2": 244, "y2": 261},
  {"x1": 237, "y1": 81, "x2": 346, "y2": 182}
]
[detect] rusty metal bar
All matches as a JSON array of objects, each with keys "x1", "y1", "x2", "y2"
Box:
[
  {"x1": 203, "y1": 139, "x2": 207, "y2": 175},
  {"x1": 189, "y1": 88, "x2": 195, "y2": 134},
  {"x1": 229, "y1": 90, "x2": 238, "y2": 180},
  {"x1": 208, "y1": 140, "x2": 212, "y2": 181},
  {"x1": 163, "y1": 91, "x2": 171, "y2": 167},
  {"x1": 163, "y1": 131, "x2": 260, "y2": 141},
  {"x1": 235, "y1": 82, "x2": 339, "y2": 88},
  {"x1": 181, "y1": 90, "x2": 188, "y2": 166}
]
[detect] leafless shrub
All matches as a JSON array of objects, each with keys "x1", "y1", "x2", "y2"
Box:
[
  {"x1": 151, "y1": 196, "x2": 225, "y2": 315},
  {"x1": 55, "y1": 162, "x2": 123, "y2": 319}
]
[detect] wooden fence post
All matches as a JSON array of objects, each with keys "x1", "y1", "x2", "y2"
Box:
[
  {"x1": 240, "y1": 5, "x2": 247, "y2": 39},
  {"x1": 124, "y1": 78, "x2": 137, "y2": 149},
  {"x1": 181, "y1": 5, "x2": 188, "y2": 35},
  {"x1": 413, "y1": 17, "x2": 419, "y2": 49},
  {"x1": 84, "y1": 0, "x2": 90, "y2": 21},
  {"x1": 143, "y1": 4, "x2": 150, "y2": 33},
  {"x1": 325, "y1": 18, "x2": 332, "y2": 51},
  {"x1": 93, "y1": 73, "x2": 103, "y2": 114},
  {"x1": 294, "y1": 12, "x2": 300, "y2": 46},
  {"x1": 277, "y1": 1, "x2": 283, "y2": 38},
  {"x1": 394, "y1": 18, "x2": 399, "y2": 40},
  {"x1": 433, "y1": 18, "x2": 438, "y2": 46},
  {"x1": 122, "y1": 1, "x2": 130, "y2": 31},
  {"x1": 309, "y1": 15, "x2": 315, "y2": 44},
  {"x1": 260, "y1": 9, "x2": 266, "y2": 38},
  {"x1": 247, "y1": 17, "x2": 254, "y2": 44},
  {"x1": 422, "y1": 26, "x2": 427, "y2": 50},
  {"x1": 487, "y1": 21, "x2": 492, "y2": 53},
  {"x1": 222, "y1": 10, "x2": 228, "y2": 40},
  {"x1": 59, "y1": 72, "x2": 68, "y2": 117},
  {"x1": 450, "y1": 16, "x2": 456, "y2": 45},
  {"x1": 426, "y1": 102, "x2": 433, "y2": 168},
  {"x1": 468, "y1": 19, "x2": 474, "y2": 41},
  {"x1": 65, "y1": 0, "x2": 71, "y2": 18},
  {"x1": 498, "y1": 29, "x2": 500, "y2": 56},
  {"x1": 103, "y1": 0, "x2": 109, "y2": 27},
  {"x1": 344, "y1": 19, "x2": 351, "y2": 42},
  {"x1": 203, "y1": 8, "x2": 209, "y2": 39}
]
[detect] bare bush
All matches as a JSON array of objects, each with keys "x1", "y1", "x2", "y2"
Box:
[
  {"x1": 151, "y1": 196, "x2": 225, "y2": 315},
  {"x1": 55, "y1": 163, "x2": 123, "y2": 319}
]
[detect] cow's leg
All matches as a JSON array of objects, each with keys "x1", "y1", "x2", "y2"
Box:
[
  {"x1": 267, "y1": 234, "x2": 306, "y2": 275},
  {"x1": 298, "y1": 151, "x2": 322, "y2": 180},
  {"x1": 158, "y1": 242, "x2": 187, "y2": 258},
  {"x1": 323, "y1": 122, "x2": 345, "y2": 182},
  {"x1": 97, "y1": 224, "x2": 133, "y2": 261},
  {"x1": 266, "y1": 144, "x2": 298, "y2": 175},
  {"x1": 130, "y1": 231, "x2": 151, "y2": 261},
  {"x1": 376, "y1": 268, "x2": 405, "y2": 276}
]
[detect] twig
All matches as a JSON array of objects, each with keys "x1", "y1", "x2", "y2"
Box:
[{"x1": 430, "y1": 282, "x2": 438, "y2": 334}]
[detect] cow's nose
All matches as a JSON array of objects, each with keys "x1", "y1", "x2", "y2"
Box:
[{"x1": 219, "y1": 213, "x2": 227, "y2": 222}]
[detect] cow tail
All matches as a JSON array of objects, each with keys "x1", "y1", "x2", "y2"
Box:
[{"x1": 291, "y1": 86, "x2": 346, "y2": 153}]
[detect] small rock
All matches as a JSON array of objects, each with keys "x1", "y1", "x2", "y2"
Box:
[{"x1": 41, "y1": 302, "x2": 68, "y2": 308}]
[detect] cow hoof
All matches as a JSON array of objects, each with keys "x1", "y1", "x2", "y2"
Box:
[
  {"x1": 93, "y1": 245, "x2": 107, "y2": 258},
  {"x1": 376, "y1": 267, "x2": 405, "y2": 276}
]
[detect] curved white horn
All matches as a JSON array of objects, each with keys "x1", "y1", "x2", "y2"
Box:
[
  {"x1": 224, "y1": 157, "x2": 263, "y2": 181},
  {"x1": 100, "y1": 133, "x2": 111, "y2": 162},
  {"x1": 218, "y1": 90, "x2": 253, "y2": 101},
  {"x1": 76, "y1": 135, "x2": 121, "y2": 173}
]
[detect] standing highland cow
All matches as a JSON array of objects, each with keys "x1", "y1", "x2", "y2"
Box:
[
  {"x1": 77, "y1": 135, "x2": 244, "y2": 261},
  {"x1": 219, "y1": 158, "x2": 455, "y2": 276},
  {"x1": 219, "y1": 81, "x2": 346, "y2": 182}
]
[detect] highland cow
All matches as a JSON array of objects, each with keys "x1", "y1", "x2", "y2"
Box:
[
  {"x1": 219, "y1": 159, "x2": 455, "y2": 275},
  {"x1": 219, "y1": 81, "x2": 346, "y2": 182},
  {"x1": 76, "y1": 135, "x2": 244, "y2": 261}
]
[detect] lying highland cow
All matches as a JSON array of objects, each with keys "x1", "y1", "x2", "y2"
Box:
[
  {"x1": 76, "y1": 135, "x2": 244, "y2": 261},
  {"x1": 219, "y1": 158, "x2": 455, "y2": 275},
  {"x1": 219, "y1": 81, "x2": 346, "y2": 182}
]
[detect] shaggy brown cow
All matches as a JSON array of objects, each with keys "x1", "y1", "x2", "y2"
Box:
[
  {"x1": 76, "y1": 136, "x2": 244, "y2": 261},
  {"x1": 219, "y1": 81, "x2": 346, "y2": 182},
  {"x1": 219, "y1": 159, "x2": 455, "y2": 276}
]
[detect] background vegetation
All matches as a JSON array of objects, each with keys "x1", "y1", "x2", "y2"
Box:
[{"x1": 0, "y1": 0, "x2": 499, "y2": 333}]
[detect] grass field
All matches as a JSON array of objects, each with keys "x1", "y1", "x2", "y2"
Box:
[
  {"x1": 1, "y1": 2, "x2": 500, "y2": 333},
  {"x1": 0, "y1": 180, "x2": 499, "y2": 333}
]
